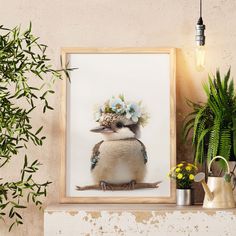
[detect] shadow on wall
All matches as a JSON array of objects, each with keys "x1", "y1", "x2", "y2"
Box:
[{"x1": 176, "y1": 48, "x2": 204, "y2": 203}]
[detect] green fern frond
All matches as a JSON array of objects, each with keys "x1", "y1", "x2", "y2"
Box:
[
  {"x1": 208, "y1": 76, "x2": 225, "y2": 114},
  {"x1": 233, "y1": 117, "x2": 236, "y2": 158},
  {"x1": 207, "y1": 118, "x2": 221, "y2": 163},
  {"x1": 182, "y1": 110, "x2": 200, "y2": 124},
  {"x1": 218, "y1": 129, "x2": 231, "y2": 169},
  {"x1": 219, "y1": 129, "x2": 231, "y2": 160},
  {"x1": 212, "y1": 118, "x2": 221, "y2": 156},
  {"x1": 207, "y1": 97, "x2": 222, "y2": 117},
  {"x1": 203, "y1": 80, "x2": 210, "y2": 96},
  {"x1": 195, "y1": 128, "x2": 210, "y2": 165},
  {"x1": 182, "y1": 117, "x2": 195, "y2": 142},
  {"x1": 195, "y1": 116, "x2": 208, "y2": 144},
  {"x1": 186, "y1": 99, "x2": 203, "y2": 109},
  {"x1": 192, "y1": 106, "x2": 206, "y2": 144},
  {"x1": 223, "y1": 68, "x2": 231, "y2": 90},
  {"x1": 195, "y1": 140, "x2": 204, "y2": 165},
  {"x1": 215, "y1": 70, "x2": 228, "y2": 108},
  {"x1": 229, "y1": 79, "x2": 234, "y2": 99},
  {"x1": 207, "y1": 132, "x2": 214, "y2": 164}
]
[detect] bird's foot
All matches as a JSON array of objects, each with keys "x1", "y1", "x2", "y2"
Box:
[
  {"x1": 100, "y1": 181, "x2": 113, "y2": 191},
  {"x1": 122, "y1": 180, "x2": 136, "y2": 190}
]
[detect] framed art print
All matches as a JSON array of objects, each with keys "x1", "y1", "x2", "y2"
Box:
[{"x1": 60, "y1": 48, "x2": 176, "y2": 203}]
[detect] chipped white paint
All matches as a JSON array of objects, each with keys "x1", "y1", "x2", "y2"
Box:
[{"x1": 44, "y1": 205, "x2": 236, "y2": 236}]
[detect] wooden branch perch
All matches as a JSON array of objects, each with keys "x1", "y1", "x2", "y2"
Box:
[{"x1": 75, "y1": 181, "x2": 162, "y2": 191}]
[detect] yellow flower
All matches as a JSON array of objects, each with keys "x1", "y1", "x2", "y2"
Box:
[
  {"x1": 189, "y1": 174, "x2": 195, "y2": 180},
  {"x1": 177, "y1": 173, "x2": 183, "y2": 179},
  {"x1": 175, "y1": 167, "x2": 181, "y2": 173},
  {"x1": 185, "y1": 166, "x2": 192, "y2": 171},
  {"x1": 177, "y1": 163, "x2": 184, "y2": 167},
  {"x1": 188, "y1": 163, "x2": 198, "y2": 170}
]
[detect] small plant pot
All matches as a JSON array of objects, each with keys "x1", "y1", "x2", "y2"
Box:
[{"x1": 176, "y1": 189, "x2": 193, "y2": 206}]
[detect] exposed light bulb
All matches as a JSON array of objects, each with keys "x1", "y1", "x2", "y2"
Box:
[
  {"x1": 195, "y1": 45, "x2": 205, "y2": 71},
  {"x1": 195, "y1": 0, "x2": 206, "y2": 71}
]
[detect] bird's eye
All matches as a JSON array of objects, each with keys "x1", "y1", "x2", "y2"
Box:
[{"x1": 116, "y1": 122, "x2": 123, "y2": 128}]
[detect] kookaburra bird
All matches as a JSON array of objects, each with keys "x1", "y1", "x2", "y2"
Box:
[{"x1": 90, "y1": 113, "x2": 148, "y2": 190}]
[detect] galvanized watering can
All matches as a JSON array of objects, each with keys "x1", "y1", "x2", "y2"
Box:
[{"x1": 195, "y1": 156, "x2": 235, "y2": 209}]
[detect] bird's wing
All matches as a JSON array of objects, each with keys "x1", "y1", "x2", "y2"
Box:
[
  {"x1": 90, "y1": 141, "x2": 104, "y2": 170},
  {"x1": 135, "y1": 139, "x2": 148, "y2": 164}
]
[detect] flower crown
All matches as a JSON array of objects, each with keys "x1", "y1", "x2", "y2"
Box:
[{"x1": 94, "y1": 95, "x2": 149, "y2": 126}]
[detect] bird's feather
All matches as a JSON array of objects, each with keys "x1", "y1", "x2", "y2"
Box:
[
  {"x1": 136, "y1": 139, "x2": 148, "y2": 164},
  {"x1": 90, "y1": 140, "x2": 103, "y2": 170}
]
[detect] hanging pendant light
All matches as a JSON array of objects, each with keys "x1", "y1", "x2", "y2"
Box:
[{"x1": 195, "y1": 0, "x2": 206, "y2": 71}]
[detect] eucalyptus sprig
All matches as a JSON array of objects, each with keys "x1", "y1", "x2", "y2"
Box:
[{"x1": 0, "y1": 23, "x2": 71, "y2": 230}]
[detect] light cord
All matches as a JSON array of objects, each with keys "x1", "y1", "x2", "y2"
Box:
[{"x1": 200, "y1": 0, "x2": 202, "y2": 18}]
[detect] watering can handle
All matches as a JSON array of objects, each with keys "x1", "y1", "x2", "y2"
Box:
[{"x1": 208, "y1": 156, "x2": 230, "y2": 174}]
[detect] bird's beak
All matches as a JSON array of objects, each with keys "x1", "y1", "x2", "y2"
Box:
[{"x1": 90, "y1": 126, "x2": 114, "y2": 133}]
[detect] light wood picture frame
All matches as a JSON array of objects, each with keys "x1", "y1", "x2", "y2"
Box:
[{"x1": 60, "y1": 48, "x2": 176, "y2": 203}]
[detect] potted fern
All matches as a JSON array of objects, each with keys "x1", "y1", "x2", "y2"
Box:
[{"x1": 183, "y1": 69, "x2": 236, "y2": 170}]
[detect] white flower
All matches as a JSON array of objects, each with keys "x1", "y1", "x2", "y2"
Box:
[
  {"x1": 93, "y1": 95, "x2": 149, "y2": 126},
  {"x1": 94, "y1": 106, "x2": 103, "y2": 121},
  {"x1": 94, "y1": 112, "x2": 101, "y2": 122},
  {"x1": 126, "y1": 103, "x2": 141, "y2": 123},
  {"x1": 109, "y1": 98, "x2": 126, "y2": 114}
]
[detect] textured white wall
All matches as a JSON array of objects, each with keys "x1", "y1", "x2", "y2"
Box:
[{"x1": 1, "y1": 0, "x2": 236, "y2": 235}]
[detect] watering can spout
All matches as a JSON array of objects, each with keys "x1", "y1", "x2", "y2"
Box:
[{"x1": 194, "y1": 172, "x2": 214, "y2": 201}]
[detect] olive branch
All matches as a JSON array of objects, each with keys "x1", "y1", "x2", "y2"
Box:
[{"x1": 0, "y1": 23, "x2": 71, "y2": 231}]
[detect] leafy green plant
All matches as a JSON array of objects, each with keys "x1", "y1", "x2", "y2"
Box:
[
  {"x1": 0, "y1": 24, "x2": 70, "y2": 230},
  {"x1": 183, "y1": 69, "x2": 236, "y2": 168}
]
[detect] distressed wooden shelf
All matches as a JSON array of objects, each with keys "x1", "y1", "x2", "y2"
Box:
[
  {"x1": 44, "y1": 204, "x2": 236, "y2": 235},
  {"x1": 45, "y1": 203, "x2": 236, "y2": 211}
]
